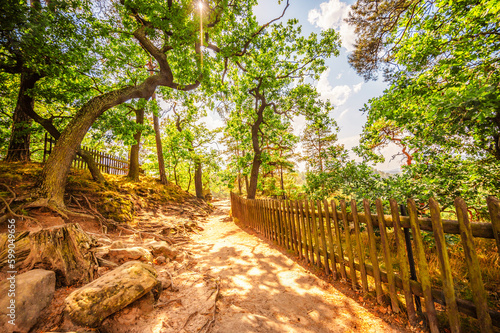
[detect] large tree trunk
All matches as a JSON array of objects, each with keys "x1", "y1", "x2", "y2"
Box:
[
  {"x1": 4, "y1": 73, "x2": 40, "y2": 162},
  {"x1": 33, "y1": 78, "x2": 159, "y2": 209},
  {"x1": 247, "y1": 152, "x2": 261, "y2": 199},
  {"x1": 127, "y1": 107, "x2": 145, "y2": 181},
  {"x1": 194, "y1": 160, "x2": 204, "y2": 199},
  {"x1": 153, "y1": 113, "x2": 168, "y2": 184},
  {"x1": 22, "y1": 99, "x2": 105, "y2": 184},
  {"x1": 247, "y1": 103, "x2": 265, "y2": 199}
]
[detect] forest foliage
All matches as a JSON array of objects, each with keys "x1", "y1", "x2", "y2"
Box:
[{"x1": 0, "y1": 0, "x2": 499, "y2": 219}]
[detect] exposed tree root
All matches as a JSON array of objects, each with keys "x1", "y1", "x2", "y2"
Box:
[
  {"x1": 0, "y1": 183, "x2": 39, "y2": 224},
  {"x1": 198, "y1": 277, "x2": 220, "y2": 333},
  {"x1": 178, "y1": 310, "x2": 198, "y2": 333}
]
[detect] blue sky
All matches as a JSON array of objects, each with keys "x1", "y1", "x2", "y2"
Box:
[{"x1": 203, "y1": 0, "x2": 403, "y2": 172}]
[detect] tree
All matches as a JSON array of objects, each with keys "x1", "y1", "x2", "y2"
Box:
[
  {"x1": 347, "y1": 0, "x2": 500, "y2": 203},
  {"x1": 301, "y1": 110, "x2": 341, "y2": 172},
  {"x1": 28, "y1": 0, "x2": 290, "y2": 211},
  {"x1": 1, "y1": 0, "x2": 99, "y2": 161},
  {"x1": 127, "y1": 106, "x2": 145, "y2": 181},
  {"x1": 221, "y1": 18, "x2": 341, "y2": 198}
]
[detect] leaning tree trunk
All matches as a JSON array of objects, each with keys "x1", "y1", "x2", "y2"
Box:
[
  {"x1": 4, "y1": 73, "x2": 40, "y2": 162},
  {"x1": 33, "y1": 78, "x2": 159, "y2": 209},
  {"x1": 127, "y1": 107, "x2": 145, "y2": 181},
  {"x1": 23, "y1": 104, "x2": 105, "y2": 184},
  {"x1": 194, "y1": 159, "x2": 204, "y2": 199},
  {"x1": 78, "y1": 148, "x2": 105, "y2": 184}
]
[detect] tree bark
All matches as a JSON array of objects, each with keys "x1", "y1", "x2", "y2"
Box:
[
  {"x1": 0, "y1": 224, "x2": 98, "y2": 286},
  {"x1": 21, "y1": 223, "x2": 98, "y2": 286},
  {"x1": 247, "y1": 103, "x2": 265, "y2": 199},
  {"x1": 194, "y1": 160, "x2": 204, "y2": 199},
  {"x1": 79, "y1": 149, "x2": 106, "y2": 183},
  {"x1": 127, "y1": 107, "x2": 145, "y2": 181},
  {"x1": 173, "y1": 161, "x2": 179, "y2": 185},
  {"x1": 237, "y1": 173, "x2": 242, "y2": 195},
  {"x1": 23, "y1": 103, "x2": 105, "y2": 183},
  {"x1": 186, "y1": 164, "x2": 192, "y2": 192},
  {"x1": 247, "y1": 152, "x2": 261, "y2": 199},
  {"x1": 4, "y1": 73, "x2": 40, "y2": 162},
  {"x1": 153, "y1": 112, "x2": 168, "y2": 184}
]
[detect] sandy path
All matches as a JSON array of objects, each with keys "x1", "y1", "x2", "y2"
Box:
[{"x1": 187, "y1": 200, "x2": 409, "y2": 333}]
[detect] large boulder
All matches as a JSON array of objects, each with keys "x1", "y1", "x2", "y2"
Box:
[
  {"x1": 64, "y1": 261, "x2": 158, "y2": 328},
  {"x1": 0, "y1": 269, "x2": 56, "y2": 333}
]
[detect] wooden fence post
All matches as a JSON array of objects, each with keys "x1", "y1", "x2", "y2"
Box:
[
  {"x1": 390, "y1": 199, "x2": 416, "y2": 324},
  {"x1": 340, "y1": 200, "x2": 357, "y2": 290},
  {"x1": 299, "y1": 200, "x2": 308, "y2": 264},
  {"x1": 351, "y1": 199, "x2": 368, "y2": 294},
  {"x1": 332, "y1": 200, "x2": 347, "y2": 280},
  {"x1": 310, "y1": 200, "x2": 321, "y2": 268},
  {"x1": 304, "y1": 200, "x2": 315, "y2": 265},
  {"x1": 429, "y1": 198, "x2": 460, "y2": 333},
  {"x1": 486, "y1": 196, "x2": 500, "y2": 256},
  {"x1": 288, "y1": 200, "x2": 298, "y2": 254},
  {"x1": 294, "y1": 200, "x2": 303, "y2": 260},
  {"x1": 407, "y1": 199, "x2": 439, "y2": 333},
  {"x1": 317, "y1": 200, "x2": 330, "y2": 275},
  {"x1": 324, "y1": 199, "x2": 338, "y2": 280},
  {"x1": 455, "y1": 197, "x2": 493, "y2": 333},
  {"x1": 363, "y1": 199, "x2": 383, "y2": 304}
]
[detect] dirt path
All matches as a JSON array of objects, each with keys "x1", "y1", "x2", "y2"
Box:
[{"x1": 182, "y1": 200, "x2": 410, "y2": 333}]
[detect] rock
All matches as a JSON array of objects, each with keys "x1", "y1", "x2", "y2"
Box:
[
  {"x1": 149, "y1": 241, "x2": 178, "y2": 259},
  {"x1": 64, "y1": 261, "x2": 158, "y2": 328},
  {"x1": 0, "y1": 269, "x2": 56, "y2": 332},
  {"x1": 96, "y1": 256, "x2": 119, "y2": 268},
  {"x1": 155, "y1": 255, "x2": 166, "y2": 265},
  {"x1": 104, "y1": 247, "x2": 153, "y2": 264}
]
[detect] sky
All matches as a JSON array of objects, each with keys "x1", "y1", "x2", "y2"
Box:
[{"x1": 202, "y1": 0, "x2": 404, "y2": 172}]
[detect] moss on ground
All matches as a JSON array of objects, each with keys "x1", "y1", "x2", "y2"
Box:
[{"x1": 0, "y1": 161, "x2": 204, "y2": 224}]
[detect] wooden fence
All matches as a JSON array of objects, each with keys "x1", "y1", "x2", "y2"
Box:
[
  {"x1": 230, "y1": 193, "x2": 500, "y2": 333},
  {"x1": 43, "y1": 134, "x2": 129, "y2": 175}
]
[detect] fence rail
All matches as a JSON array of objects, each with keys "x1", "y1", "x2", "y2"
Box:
[
  {"x1": 43, "y1": 134, "x2": 129, "y2": 175},
  {"x1": 230, "y1": 193, "x2": 500, "y2": 333}
]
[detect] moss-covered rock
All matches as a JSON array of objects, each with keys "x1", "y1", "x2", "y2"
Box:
[{"x1": 64, "y1": 261, "x2": 158, "y2": 328}]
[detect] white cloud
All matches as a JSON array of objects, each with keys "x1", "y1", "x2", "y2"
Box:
[
  {"x1": 336, "y1": 73, "x2": 343, "y2": 80},
  {"x1": 292, "y1": 114, "x2": 306, "y2": 136},
  {"x1": 199, "y1": 110, "x2": 224, "y2": 131},
  {"x1": 316, "y1": 69, "x2": 363, "y2": 107},
  {"x1": 338, "y1": 108, "x2": 350, "y2": 120},
  {"x1": 308, "y1": 0, "x2": 356, "y2": 52}
]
